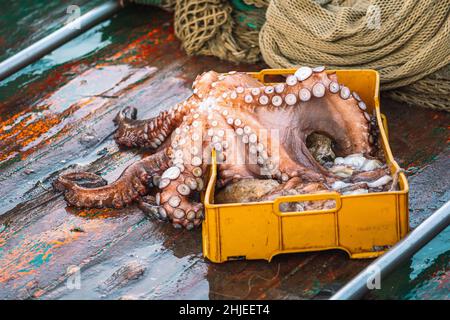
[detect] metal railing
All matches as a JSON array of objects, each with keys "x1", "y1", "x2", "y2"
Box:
[
  {"x1": 331, "y1": 201, "x2": 450, "y2": 300},
  {"x1": 0, "y1": 0, "x2": 125, "y2": 82}
]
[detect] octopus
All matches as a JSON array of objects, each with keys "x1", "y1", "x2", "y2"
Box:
[{"x1": 54, "y1": 66, "x2": 385, "y2": 230}]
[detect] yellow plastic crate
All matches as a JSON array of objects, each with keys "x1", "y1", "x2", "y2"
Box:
[{"x1": 202, "y1": 69, "x2": 409, "y2": 263}]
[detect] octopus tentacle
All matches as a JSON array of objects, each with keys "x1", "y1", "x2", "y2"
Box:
[
  {"x1": 53, "y1": 172, "x2": 108, "y2": 190},
  {"x1": 114, "y1": 103, "x2": 190, "y2": 149},
  {"x1": 137, "y1": 195, "x2": 164, "y2": 220},
  {"x1": 54, "y1": 150, "x2": 170, "y2": 209},
  {"x1": 155, "y1": 111, "x2": 211, "y2": 229},
  {"x1": 158, "y1": 169, "x2": 205, "y2": 229}
]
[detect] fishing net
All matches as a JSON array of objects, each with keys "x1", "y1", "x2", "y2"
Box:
[
  {"x1": 130, "y1": 0, "x2": 450, "y2": 112},
  {"x1": 172, "y1": 0, "x2": 265, "y2": 63},
  {"x1": 260, "y1": 0, "x2": 450, "y2": 111}
]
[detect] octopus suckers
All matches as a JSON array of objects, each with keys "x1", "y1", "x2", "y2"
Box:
[
  {"x1": 196, "y1": 178, "x2": 204, "y2": 191},
  {"x1": 286, "y1": 75, "x2": 298, "y2": 86},
  {"x1": 285, "y1": 93, "x2": 297, "y2": 105},
  {"x1": 168, "y1": 195, "x2": 181, "y2": 208},
  {"x1": 295, "y1": 66, "x2": 313, "y2": 81},
  {"x1": 264, "y1": 86, "x2": 274, "y2": 94},
  {"x1": 185, "y1": 177, "x2": 198, "y2": 190},
  {"x1": 313, "y1": 66, "x2": 325, "y2": 73},
  {"x1": 186, "y1": 210, "x2": 196, "y2": 221},
  {"x1": 191, "y1": 156, "x2": 202, "y2": 166},
  {"x1": 162, "y1": 166, "x2": 181, "y2": 180},
  {"x1": 259, "y1": 95, "x2": 269, "y2": 105},
  {"x1": 299, "y1": 88, "x2": 311, "y2": 101},
  {"x1": 275, "y1": 84, "x2": 285, "y2": 94},
  {"x1": 159, "y1": 178, "x2": 171, "y2": 189},
  {"x1": 173, "y1": 208, "x2": 184, "y2": 218},
  {"x1": 272, "y1": 95, "x2": 283, "y2": 107},
  {"x1": 192, "y1": 133, "x2": 200, "y2": 141},
  {"x1": 353, "y1": 92, "x2": 361, "y2": 101},
  {"x1": 190, "y1": 146, "x2": 199, "y2": 155},
  {"x1": 340, "y1": 86, "x2": 351, "y2": 99},
  {"x1": 158, "y1": 207, "x2": 167, "y2": 219},
  {"x1": 329, "y1": 81, "x2": 340, "y2": 93},
  {"x1": 213, "y1": 142, "x2": 222, "y2": 151},
  {"x1": 177, "y1": 184, "x2": 190, "y2": 196},
  {"x1": 312, "y1": 82, "x2": 326, "y2": 98},
  {"x1": 251, "y1": 88, "x2": 261, "y2": 96}
]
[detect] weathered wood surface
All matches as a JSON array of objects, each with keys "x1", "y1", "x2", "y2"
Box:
[{"x1": 0, "y1": 6, "x2": 449, "y2": 300}]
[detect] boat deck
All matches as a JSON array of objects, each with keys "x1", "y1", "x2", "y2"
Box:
[{"x1": 0, "y1": 4, "x2": 448, "y2": 299}]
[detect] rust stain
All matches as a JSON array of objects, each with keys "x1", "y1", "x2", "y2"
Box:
[
  {"x1": 109, "y1": 24, "x2": 176, "y2": 65},
  {"x1": 0, "y1": 20, "x2": 175, "y2": 166}
]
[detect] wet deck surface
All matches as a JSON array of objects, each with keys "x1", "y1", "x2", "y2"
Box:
[{"x1": 0, "y1": 5, "x2": 449, "y2": 300}]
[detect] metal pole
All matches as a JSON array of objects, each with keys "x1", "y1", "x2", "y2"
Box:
[
  {"x1": 0, "y1": 0, "x2": 125, "y2": 82},
  {"x1": 330, "y1": 200, "x2": 450, "y2": 300}
]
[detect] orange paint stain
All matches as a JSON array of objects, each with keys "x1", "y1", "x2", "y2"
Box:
[{"x1": 0, "y1": 217, "x2": 118, "y2": 284}]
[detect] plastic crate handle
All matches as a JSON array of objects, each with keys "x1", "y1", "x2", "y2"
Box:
[
  {"x1": 272, "y1": 192, "x2": 342, "y2": 217},
  {"x1": 248, "y1": 68, "x2": 297, "y2": 83}
]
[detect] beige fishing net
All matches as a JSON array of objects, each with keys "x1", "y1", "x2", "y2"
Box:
[
  {"x1": 260, "y1": 0, "x2": 450, "y2": 111},
  {"x1": 131, "y1": 0, "x2": 450, "y2": 111},
  {"x1": 173, "y1": 0, "x2": 265, "y2": 63}
]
